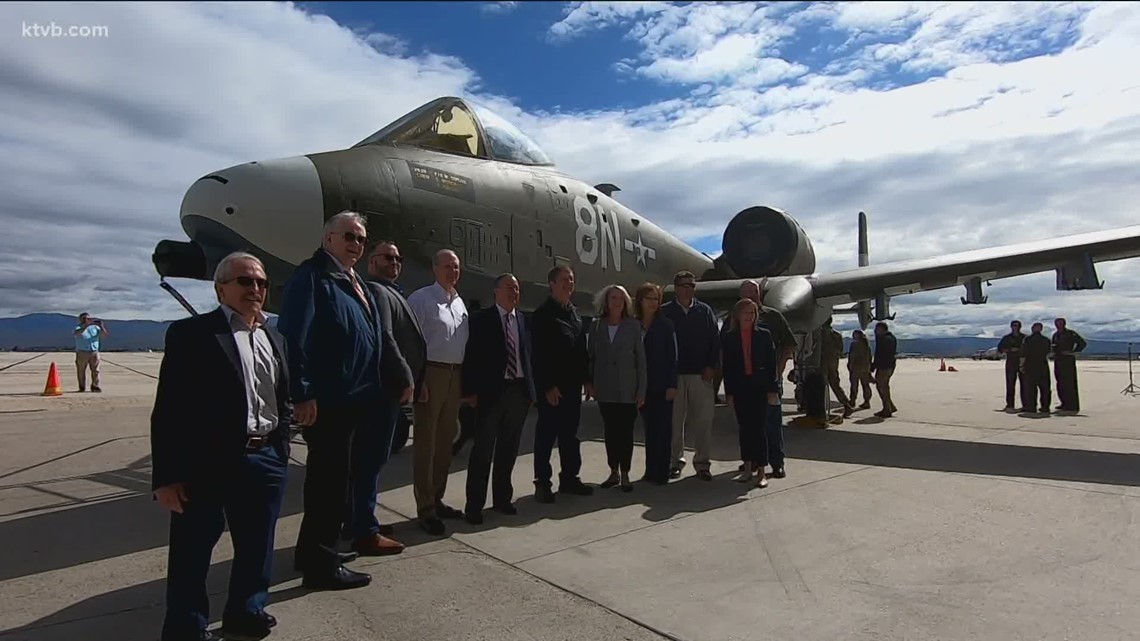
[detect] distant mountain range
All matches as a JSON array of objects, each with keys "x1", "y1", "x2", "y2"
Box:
[{"x1": 1, "y1": 313, "x2": 1136, "y2": 357}]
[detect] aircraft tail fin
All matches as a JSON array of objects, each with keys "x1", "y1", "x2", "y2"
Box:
[
  {"x1": 832, "y1": 211, "x2": 874, "y2": 329},
  {"x1": 855, "y1": 211, "x2": 872, "y2": 328}
]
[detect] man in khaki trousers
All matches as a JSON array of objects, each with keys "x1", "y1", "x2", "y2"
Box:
[{"x1": 406, "y1": 249, "x2": 470, "y2": 536}]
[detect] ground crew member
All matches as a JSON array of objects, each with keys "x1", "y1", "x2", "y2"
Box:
[
  {"x1": 1051, "y1": 317, "x2": 1087, "y2": 412},
  {"x1": 871, "y1": 322, "x2": 898, "y2": 418},
  {"x1": 820, "y1": 318, "x2": 854, "y2": 417},
  {"x1": 847, "y1": 329, "x2": 873, "y2": 409},
  {"x1": 1019, "y1": 322, "x2": 1052, "y2": 414},
  {"x1": 997, "y1": 320, "x2": 1026, "y2": 411}
]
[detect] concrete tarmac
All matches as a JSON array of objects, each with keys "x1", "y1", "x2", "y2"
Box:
[{"x1": 2, "y1": 352, "x2": 1140, "y2": 640}]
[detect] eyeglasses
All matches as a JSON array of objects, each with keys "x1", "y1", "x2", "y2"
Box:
[
  {"x1": 226, "y1": 276, "x2": 269, "y2": 289},
  {"x1": 342, "y1": 231, "x2": 368, "y2": 245},
  {"x1": 373, "y1": 253, "x2": 402, "y2": 263}
]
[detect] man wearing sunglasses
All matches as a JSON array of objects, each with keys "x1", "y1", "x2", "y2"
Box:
[
  {"x1": 150, "y1": 252, "x2": 291, "y2": 641},
  {"x1": 278, "y1": 211, "x2": 413, "y2": 591},
  {"x1": 329, "y1": 240, "x2": 426, "y2": 555}
]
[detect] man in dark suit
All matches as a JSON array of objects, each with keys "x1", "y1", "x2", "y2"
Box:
[
  {"x1": 461, "y1": 274, "x2": 536, "y2": 524},
  {"x1": 277, "y1": 212, "x2": 412, "y2": 590},
  {"x1": 151, "y1": 252, "x2": 291, "y2": 641},
  {"x1": 365, "y1": 240, "x2": 425, "y2": 456}
]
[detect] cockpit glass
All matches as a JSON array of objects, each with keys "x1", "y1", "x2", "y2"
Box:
[
  {"x1": 469, "y1": 102, "x2": 554, "y2": 166},
  {"x1": 386, "y1": 102, "x2": 483, "y2": 158}
]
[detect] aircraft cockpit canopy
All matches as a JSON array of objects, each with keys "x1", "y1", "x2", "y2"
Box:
[{"x1": 354, "y1": 97, "x2": 554, "y2": 166}]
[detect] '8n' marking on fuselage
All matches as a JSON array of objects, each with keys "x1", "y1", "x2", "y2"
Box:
[{"x1": 574, "y1": 195, "x2": 622, "y2": 271}]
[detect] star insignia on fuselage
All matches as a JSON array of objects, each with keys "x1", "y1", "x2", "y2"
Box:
[{"x1": 624, "y1": 232, "x2": 657, "y2": 268}]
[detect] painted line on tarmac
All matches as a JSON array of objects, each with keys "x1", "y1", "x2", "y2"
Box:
[
  {"x1": 99, "y1": 357, "x2": 159, "y2": 380},
  {"x1": 0, "y1": 436, "x2": 146, "y2": 482},
  {"x1": 0, "y1": 353, "x2": 44, "y2": 373}
]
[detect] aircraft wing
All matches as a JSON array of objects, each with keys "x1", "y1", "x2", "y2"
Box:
[
  {"x1": 675, "y1": 225, "x2": 1140, "y2": 321},
  {"x1": 811, "y1": 225, "x2": 1140, "y2": 303}
]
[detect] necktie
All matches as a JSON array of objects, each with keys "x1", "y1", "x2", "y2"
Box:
[
  {"x1": 504, "y1": 312, "x2": 519, "y2": 379},
  {"x1": 350, "y1": 272, "x2": 370, "y2": 312}
]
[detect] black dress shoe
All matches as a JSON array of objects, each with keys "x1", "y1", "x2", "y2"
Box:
[
  {"x1": 436, "y1": 503, "x2": 464, "y2": 520},
  {"x1": 164, "y1": 631, "x2": 223, "y2": 641},
  {"x1": 295, "y1": 550, "x2": 357, "y2": 572},
  {"x1": 771, "y1": 467, "x2": 786, "y2": 479},
  {"x1": 535, "y1": 485, "x2": 556, "y2": 503},
  {"x1": 301, "y1": 565, "x2": 371, "y2": 591},
  {"x1": 219, "y1": 612, "x2": 276, "y2": 640},
  {"x1": 559, "y1": 479, "x2": 594, "y2": 496},
  {"x1": 464, "y1": 510, "x2": 483, "y2": 525},
  {"x1": 668, "y1": 468, "x2": 682, "y2": 479},
  {"x1": 696, "y1": 470, "x2": 713, "y2": 481},
  {"x1": 493, "y1": 504, "x2": 517, "y2": 515},
  {"x1": 420, "y1": 517, "x2": 446, "y2": 536}
]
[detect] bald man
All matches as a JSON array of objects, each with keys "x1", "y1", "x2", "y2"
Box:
[{"x1": 406, "y1": 249, "x2": 470, "y2": 536}]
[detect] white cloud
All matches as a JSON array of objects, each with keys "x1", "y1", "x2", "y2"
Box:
[
  {"x1": 481, "y1": 1, "x2": 519, "y2": 15},
  {"x1": 2, "y1": 1, "x2": 1140, "y2": 340}
]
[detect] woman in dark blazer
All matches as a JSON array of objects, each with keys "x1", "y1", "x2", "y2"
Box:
[
  {"x1": 721, "y1": 298, "x2": 780, "y2": 488},
  {"x1": 586, "y1": 284, "x2": 646, "y2": 492},
  {"x1": 634, "y1": 282, "x2": 677, "y2": 485}
]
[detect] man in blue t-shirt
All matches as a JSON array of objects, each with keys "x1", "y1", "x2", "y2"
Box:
[{"x1": 74, "y1": 312, "x2": 108, "y2": 392}]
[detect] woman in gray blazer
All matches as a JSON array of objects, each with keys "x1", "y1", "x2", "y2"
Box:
[{"x1": 586, "y1": 284, "x2": 647, "y2": 492}]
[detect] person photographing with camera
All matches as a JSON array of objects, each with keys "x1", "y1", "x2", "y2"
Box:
[{"x1": 74, "y1": 312, "x2": 108, "y2": 392}]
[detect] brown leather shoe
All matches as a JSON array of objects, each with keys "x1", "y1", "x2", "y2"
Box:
[{"x1": 352, "y1": 534, "x2": 405, "y2": 556}]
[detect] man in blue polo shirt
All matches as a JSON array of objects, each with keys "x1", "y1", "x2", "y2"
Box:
[{"x1": 74, "y1": 312, "x2": 108, "y2": 392}]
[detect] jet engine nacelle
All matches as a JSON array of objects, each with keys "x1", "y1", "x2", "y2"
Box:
[{"x1": 718, "y1": 206, "x2": 817, "y2": 278}]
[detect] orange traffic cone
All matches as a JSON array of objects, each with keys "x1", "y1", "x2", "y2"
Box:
[
  {"x1": 43, "y1": 362, "x2": 63, "y2": 396},
  {"x1": 939, "y1": 358, "x2": 946, "y2": 371}
]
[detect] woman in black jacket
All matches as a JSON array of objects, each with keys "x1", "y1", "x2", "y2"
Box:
[
  {"x1": 633, "y1": 283, "x2": 678, "y2": 485},
  {"x1": 721, "y1": 299, "x2": 780, "y2": 488}
]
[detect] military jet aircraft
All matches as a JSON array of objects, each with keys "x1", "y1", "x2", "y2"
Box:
[{"x1": 153, "y1": 96, "x2": 1140, "y2": 333}]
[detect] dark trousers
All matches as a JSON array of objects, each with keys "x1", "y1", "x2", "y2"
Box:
[
  {"x1": 533, "y1": 388, "x2": 582, "y2": 487},
  {"x1": 346, "y1": 400, "x2": 400, "y2": 539},
  {"x1": 1054, "y1": 357, "x2": 1080, "y2": 411},
  {"x1": 162, "y1": 444, "x2": 287, "y2": 640},
  {"x1": 766, "y1": 396, "x2": 785, "y2": 469},
  {"x1": 466, "y1": 381, "x2": 530, "y2": 512},
  {"x1": 803, "y1": 370, "x2": 827, "y2": 418},
  {"x1": 1005, "y1": 361, "x2": 1023, "y2": 407},
  {"x1": 1022, "y1": 367, "x2": 1051, "y2": 411},
  {"x1": 732, "y1": 385, "x2": 770, "y2": 466},
  {"x1": 295, "y1": 402, "x2": 368, "y2": 572},
  {"x1": 599, "y1": 401, "x2": 638, "y2": 473},
  {"x1": 641, "y1": 394, "x2": 673, "y2": 483}
]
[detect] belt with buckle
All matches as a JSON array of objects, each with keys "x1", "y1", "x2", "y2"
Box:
[
  {"x1": 427, "y1": 361, "x2": 462, "y2": 370},
  {"x1": 244, "y1": 435, "x2": 271, "y2": 450}
]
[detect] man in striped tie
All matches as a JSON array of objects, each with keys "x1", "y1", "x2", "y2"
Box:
[{"x1": 460, "y1": 274, "x2": 537, "y2": 525}]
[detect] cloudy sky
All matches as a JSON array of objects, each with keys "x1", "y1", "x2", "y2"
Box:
[{"x1": 2, "y1": 1, "x2": 1139, "y2": 339}]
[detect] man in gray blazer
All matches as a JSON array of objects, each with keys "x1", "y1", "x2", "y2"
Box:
[{"x1": 586, "y1": 285, "x2": 647, "y2": 491}]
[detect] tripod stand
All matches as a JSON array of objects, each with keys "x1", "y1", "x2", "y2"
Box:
[{"x1": 1122, "y1": 342, "x2": 1140, "y2": 396}]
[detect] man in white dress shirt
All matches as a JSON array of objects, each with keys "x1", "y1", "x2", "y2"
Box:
[{"x1": 406, "y1": 249, "x2": 470, "y2": 535}]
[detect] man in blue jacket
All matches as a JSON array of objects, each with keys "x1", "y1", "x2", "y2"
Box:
[
  {"x1": 277, "y1": 211, "x2": 412, "y2": 591},
  {"x1": 661, "y1": 270, "x2": 720, "y2": 481}
]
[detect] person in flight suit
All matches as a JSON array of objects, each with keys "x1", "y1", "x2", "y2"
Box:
[
  {"x1": 820, "y1": 318, "x2": 854, "y2": 418},
  {"x1": 847, "y1": 329, "x2": 873, "y2": 409},
  {"x1": 997, "y1": 320, "x2": 1026, "y2": 411},
  {"x1": 1019, "y1": 322, "x2": 1052, "y2": 414},
  {"x1": 1051, "y1": 317, "x2": 1087, "y2": 412}
]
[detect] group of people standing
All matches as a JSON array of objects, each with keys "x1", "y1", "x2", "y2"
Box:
[
  {"x1": 148, "y1": 209, "x2": 908, "y2": 641},
  {"x1": 996, "y1": 318, "x2": 1088, "y2": 413}
]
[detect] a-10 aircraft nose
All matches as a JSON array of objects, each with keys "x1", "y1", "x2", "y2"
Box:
[{"x1": 178, "y1": 155, "x2": 326, "y2": 273}]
